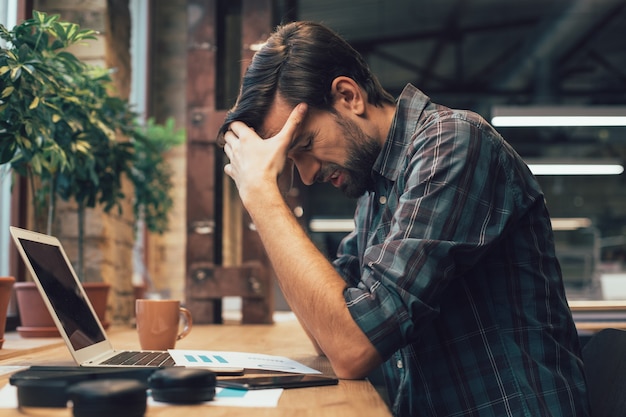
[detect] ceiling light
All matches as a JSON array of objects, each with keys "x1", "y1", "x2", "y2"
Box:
[
  {"x1": 525, "y1": 159, "x2": 624, "y2": 176},
  {"x1": 551, "y1": 218, "x2": 592, "y2": 231},
  {"x1": 491, "y1": 106, "x2": 626, "y2": 127},
  {"x1": 309, "y1": 218, "x2": 354, "y2": 233}
]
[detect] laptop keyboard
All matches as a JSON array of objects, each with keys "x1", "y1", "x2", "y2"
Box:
[{"x1": 101, "y1": 351, "x2": 176, "y2": 367}]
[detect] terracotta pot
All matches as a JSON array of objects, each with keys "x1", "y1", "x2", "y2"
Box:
[
  {"x1": 14, "y1": 281, "x2": 111, "y2": 338},
  {"x1": 0, "y1": 276, "x2": 16, "y2": 349},
  {"x1": 83, "y1": 282, "x2": 111, "y2": 328},
  {"x1": 14, "y1": 282, "x2": 56, "y2": 338}
]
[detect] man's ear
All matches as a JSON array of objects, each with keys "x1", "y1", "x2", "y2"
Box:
[{"x1": 331, "y1": 77, "x2": 366, "y2": 116}]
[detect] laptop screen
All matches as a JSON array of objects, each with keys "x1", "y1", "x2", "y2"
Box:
[{"x1": 18, "y1": 238, "x2": 106, "y2": 350}]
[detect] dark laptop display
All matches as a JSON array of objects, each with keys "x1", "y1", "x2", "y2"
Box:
[{"x1": 18, "y1": 238, "x2": 106, "y2": 350}]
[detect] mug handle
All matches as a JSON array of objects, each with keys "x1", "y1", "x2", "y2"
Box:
[{"x1": 177, "y1": 307, "x2": 193, "y2": 341}]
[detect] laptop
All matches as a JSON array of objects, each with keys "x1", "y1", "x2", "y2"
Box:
[{"x1": 9, "y1": 226, "x2": 175, "y2": 368}]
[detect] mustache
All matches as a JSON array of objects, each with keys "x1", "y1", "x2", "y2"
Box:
[{"x1": 314, "y1": 164, "x2": 342, "y2": 183}]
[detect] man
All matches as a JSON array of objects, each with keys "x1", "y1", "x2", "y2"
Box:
[{"x1": 219, "y1": 21, "x2": 590, "y2": 416}]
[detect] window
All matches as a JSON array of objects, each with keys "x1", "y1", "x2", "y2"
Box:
[{"x1": 0, "y1": 0, "x2": 18, "y2": 277}]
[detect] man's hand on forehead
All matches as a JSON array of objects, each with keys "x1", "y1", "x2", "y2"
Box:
[
  {"x1": 227, "y1": 102, "x2": 307, "y2": 142},
  {"x1": 222, "y1": 103, "x2": 308, "y2": 199}
]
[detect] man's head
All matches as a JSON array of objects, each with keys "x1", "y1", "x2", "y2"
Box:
[
  {"x1": 219, "y1": 21, "x2": 395, "y2": 198},
  {"x1": 219, "y1": 21, "x2": 394, "y2": 136}
]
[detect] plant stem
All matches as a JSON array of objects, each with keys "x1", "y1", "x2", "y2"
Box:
[
  {"x1": 78, "y1": 199, "x2": 85, "y2": 281},
  {"x1": 27, "y1": 167, "x2": 41, "y2": 233},
  {"x1": 46, "y1": 174, "x2": 56, "y2": 236}
]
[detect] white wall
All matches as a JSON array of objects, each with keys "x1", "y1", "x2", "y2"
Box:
[{"x1": 0, "y1": 0, "x2": 18, "y2": 276}]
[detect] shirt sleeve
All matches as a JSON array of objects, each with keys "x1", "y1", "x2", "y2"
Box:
[
  {"x1": 333, "y1": 203, "x2": 367, "y2": 288},
  {"x1": 339, "y1": 112, "x2": 544, "y2": 360}
]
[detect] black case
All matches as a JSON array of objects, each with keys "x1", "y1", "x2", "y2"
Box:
[
  {"x1": 9, "y1": 366, "x2": 157, "y2": 408},
  {"x1": 148, "y1": 368, "x2": 216, "y2": 403},
  {"x1": 67, "y1": 379, "x2": 147, "y2": 417}
]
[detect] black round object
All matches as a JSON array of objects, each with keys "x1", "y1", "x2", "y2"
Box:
[
  {"x1": 67, "y1": 379, "x2": 147, "y2": 417},
  {"x1": 148, "y1": 367, "x2": 216, "y2": 404}
]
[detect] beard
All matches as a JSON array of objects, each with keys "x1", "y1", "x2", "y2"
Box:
[{"x1": 320, "y1": 114, "x2": 382, "y2": 199}]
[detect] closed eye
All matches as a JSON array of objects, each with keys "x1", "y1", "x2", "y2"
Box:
[{"x1": 289, "y1": 131, "x2": 317, "y2": 153}]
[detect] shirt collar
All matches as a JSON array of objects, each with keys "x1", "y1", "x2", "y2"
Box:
[{"x1": 373, "y1": 84, "x2": 432, "y2": 182}]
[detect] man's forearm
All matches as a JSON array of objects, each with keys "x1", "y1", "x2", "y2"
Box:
[{"x1": 242, "y1": 185, "x2": 381, "y2": 378}]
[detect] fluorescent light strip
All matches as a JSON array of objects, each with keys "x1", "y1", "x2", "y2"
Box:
[
  {"x1": 492, "y1": 116, "x2": 626, "y2": 127},
  {"x1": 309, "y1": 218, "x2": 355, "y2": 233},
  {"x1": 309, "y1": 217, "x2": 595, "y2": 233},
  {"x1": 491, "y1": 106, "x2": 626, "y2": 127},
  {"x1": 528, "y1": 164, "x2": 624, "y2": 176},
  {"x1": 551, "y1": 218, "x2": 592, "y2": 231}
]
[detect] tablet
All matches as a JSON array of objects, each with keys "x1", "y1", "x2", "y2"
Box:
[{"x1": 217, "y1": 374, "x2": 338, "y2": 390}]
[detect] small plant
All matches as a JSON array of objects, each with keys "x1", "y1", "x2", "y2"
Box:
[{"x1": 131, "y1": 117, "x2": 186, "y2": 234}]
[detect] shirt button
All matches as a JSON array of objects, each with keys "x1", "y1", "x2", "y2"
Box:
[
  {"x1": 379, "y1": 196, "x2": 387, "y2": 205},
  {"x1": 396, "y1": 359, "x2": 403, "y2": 369}
]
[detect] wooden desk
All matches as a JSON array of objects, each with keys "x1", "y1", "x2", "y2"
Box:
[
  {"x1": 570, "y1": 300, "x2": 626, "y2": 332},
  {"x1": 0, "y1": 315, "x2": 392, "y2": 416}
]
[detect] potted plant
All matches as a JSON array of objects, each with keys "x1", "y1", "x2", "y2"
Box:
[
  {"x1": 0, "y1": 276, "x2": 15, "y2": 348},
  {"x1": 1, "y1": 12, "x2": 183, "y2": 336}
]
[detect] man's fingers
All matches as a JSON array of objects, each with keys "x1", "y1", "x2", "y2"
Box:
[
  {"x1": 223, "y1": 133, "x2": 236, "y2": 158},
  {"x1": 226, "y1": 122, "x2": 241, "y2": 138},
  {"x1": 224, "y1": 163, "x2": 234, "y2": 177},
  {"x1": 278, "y1": 103, "x2": 307, "y2": 139},
  {"x1": 226, "y1": 103, "x2": 306, "y2": 144}
]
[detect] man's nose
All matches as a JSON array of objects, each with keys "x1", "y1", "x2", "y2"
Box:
[{"x1": 291, "y1": 154, "x2": 319, "y2": 186}]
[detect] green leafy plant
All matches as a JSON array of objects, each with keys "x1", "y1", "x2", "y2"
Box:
[
  {"x1": 1, "y1": 12, "x2": 184, "y2": 281},
  {"x1": 132, "y1": 117, "x2": 186, "y2": 234}
]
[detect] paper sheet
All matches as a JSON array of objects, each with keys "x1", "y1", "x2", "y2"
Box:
[
  {"x1": 149, "y1": 387, "x2": 283, "y2": 407},
  {"x1": 169, "y1": 350, "x2": 321, "y2": 374},
  {"x1": 0, "y1": 384, "x2": 16, "y2": 408},
  {"x1": 0, "y1": 366, "x2": 27, "y2": 377}
]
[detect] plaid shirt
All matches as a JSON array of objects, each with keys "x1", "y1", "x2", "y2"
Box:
[{"x1": 334, "y1": 84, "x2": 590, "y2": 416}]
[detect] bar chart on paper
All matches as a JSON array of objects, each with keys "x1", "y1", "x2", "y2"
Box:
[
  {"x1": 168, "y1": 350, "x2": 322, "y2": 374},
  {"x1": 185, "y1": 353, "x2": 230, "y2": 364}
]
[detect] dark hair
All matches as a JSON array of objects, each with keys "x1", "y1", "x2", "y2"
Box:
[{"x1": 217, "y1": 21, "x2": 394, "y2": 141}]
